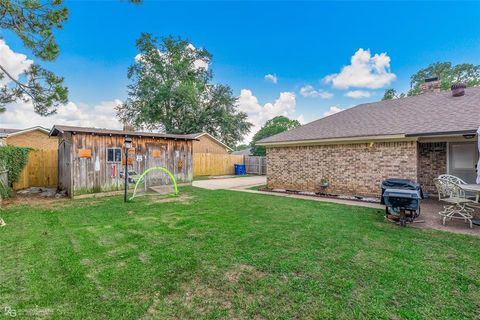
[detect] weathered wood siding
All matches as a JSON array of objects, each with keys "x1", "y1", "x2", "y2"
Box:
[
  {"x1": 193, "y1": 135, "x2": 230, "y2": 154},
  {"x1": 58, "y1": 133, "x2": 193, "y2": 196},
  {"x1": 58, "y1": 136, "x2": 72, "y2": 196}
]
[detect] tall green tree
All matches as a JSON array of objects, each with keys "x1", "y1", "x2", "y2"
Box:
[
  {"x1": 234, "y1": 144, "x2": 249, "y2": 151},
  {"x1": 381, "y1": 62, "x2": 480, "y2": 100},
  {"x1": 250, "y1": 116, "x2": 301, "y2": 156},
  {"x1": 381, "y1": 88, "x2": 405, "y2": 100},
  {"x1": 0, "y1": 0, "x2": 140, "y2": 114},
  {"x1": 407, "y1": 62, "x2": 480, "y2": 96},
  {"x1": 117, "y1": 33, "x2": 252, "y2": 147},
  {"x1": 0, "y1": 0, "x2": 69, "y2": 114}
]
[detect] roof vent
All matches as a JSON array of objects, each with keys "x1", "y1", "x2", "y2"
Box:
[
  {"x1": 420, "y1": 77, "x2": 440, "y2": 94},
  {"x1": 451, "y1": 83, "x2": 466, "y2": 97}
]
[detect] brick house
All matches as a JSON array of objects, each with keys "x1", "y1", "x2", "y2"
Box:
[{"x1": 258, "y1": 85, "x2": 480, "y2": 197}]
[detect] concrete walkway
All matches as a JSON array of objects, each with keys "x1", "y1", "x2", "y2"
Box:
[
  {"x1": 193, "y1": 176, "x2": 382, "y2": 209},
  {"x1": 231, "y1": 188, "x2": 384, "y2": 209},
  {"x1": 192, "y1": 176, "x2": 266, "y2": 190}
]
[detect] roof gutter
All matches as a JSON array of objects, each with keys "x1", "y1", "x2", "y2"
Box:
[
  {"x1": 257, "y1": 134, "x2": 413, "y2": 147},
  {"x1": 406, "y1": 129, "x2": 477, "y2": 137}
]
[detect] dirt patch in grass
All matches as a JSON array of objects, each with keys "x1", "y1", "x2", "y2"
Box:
[
  {"x1": 224, "y1": 264, "x2": 266, "y2": 283},
  {"x1": 163, "y1": 276, "x2": 234, "y2": 316},
  {"x1": 1, "y1": 195, "x2": 71, "y2": 209},
  {"x1": 146, "y1": 194, "x2": 194, "y2": 204}
]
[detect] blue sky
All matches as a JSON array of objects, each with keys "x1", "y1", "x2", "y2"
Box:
[{"x1": 2, "y1": 1, "x2": 480, "y2": 142}]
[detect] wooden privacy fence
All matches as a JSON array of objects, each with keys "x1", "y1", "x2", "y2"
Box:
[
  {"x1": 13, "y1": 149, "x2": 58, "y2": 190},
  {"x1": 193, "y1": 153, "x2": 244, "y2": 176},
  {"x1": 245, "y1": 156, "x2": 267, "y2": 175}
]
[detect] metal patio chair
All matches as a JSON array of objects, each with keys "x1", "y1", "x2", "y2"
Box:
[
  {"x1": 438, "y1": 174, "x2": 479, "y2": 203},
  {"x1": 433, "y1": 178, "x2": 474, "y2": 228},
  {"x1": 437, "y1": 174, "x2": 467, "y2": 185}
]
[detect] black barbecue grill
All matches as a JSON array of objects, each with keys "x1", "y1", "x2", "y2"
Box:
[{"x1": 381, "y1": 179, "x2": 424, "y2": 226}]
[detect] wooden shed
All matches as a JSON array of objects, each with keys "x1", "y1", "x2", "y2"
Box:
[{"x1": 49, "y1": 125, "x2": 196, "y2": 197}]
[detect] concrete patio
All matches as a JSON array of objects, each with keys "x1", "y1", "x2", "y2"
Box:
[{"x1": 415, "y1": 198, "x2": 480, "y2": 236}]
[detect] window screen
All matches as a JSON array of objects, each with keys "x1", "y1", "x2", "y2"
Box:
[
  {"x1": 107, "y1": 148, "x2": 122, "y2": 162},
  {"x1": 451, "y1": 144, "x2": 475, "y2": 169}
]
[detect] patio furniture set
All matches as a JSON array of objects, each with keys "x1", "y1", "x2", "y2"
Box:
[{"x1": 433, "y1": 174, "x2": 480, "y2": 229}]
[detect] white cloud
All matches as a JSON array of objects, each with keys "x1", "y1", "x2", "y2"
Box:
[
  {"x1": 345, "y1": 90, "x2": 372, "y2": 98},
  {"x1": 297, "y1": 114, "x2": 305, "y2": 124},
  {"x1": 264, "y1": 74, "x2": 278, "y2": 84},
  {"x1": 299, "y1": 85, "x2": 333, "y2": 99},
  {"x1": 1, "y1": 99, "x2": 123, "y2": 130},
  {"x1": 0, "y1": 39, "x2": 33, "y2": 86},
  {"x1": 324, "y1": 48, "x2": 396, "y2": 89},
  {"x1": 237, "y1": 89, "x2": 297, "y2": 143},
  {"x1": 323, "y1": 106, "x2": 344, "y2": 117}
]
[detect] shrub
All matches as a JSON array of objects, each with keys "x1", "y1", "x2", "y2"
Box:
[{"x1": 0, "y1": 146, "x2": 31, "y2": 197}]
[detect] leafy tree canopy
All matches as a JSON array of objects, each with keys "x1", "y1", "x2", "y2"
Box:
[
  {"x1": 381, "y1": 88, "x2": 405, "y2": 101},
  {"x1": 117, "y1": 33, "x2": 252, "y2": 147},
  {"x1": 250, "y1": 116, "x2": 301, "y2": 156},
  {"x1": 382, "y1": 62, "x2": 480, "y2": 100},
  {"x1": 408, "y1": 62, "x2": 480, "y2": 96},
  {"x1": 0, "y1": 0, "x2": 69, "y2": 114},
  {"x1": 234, "y1": 144, "x2": 249, "y2": 151}
]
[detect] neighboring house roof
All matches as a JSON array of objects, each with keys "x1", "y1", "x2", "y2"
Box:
[
  {"x1": 0, "y1": 126, "x2": 50, "y2": 136},
  {"x1": 49, "y1": 125, "x2": 198, "y2": 140},
  {"x1": 232, "y1": 148, "x2": 252, "y2": 156},
  {"x1": 258, "y1": 87, "x2": 480, "y2": 145},
  {"x1": 184, "y1": 132, "x2": 233, "y2": 151}
]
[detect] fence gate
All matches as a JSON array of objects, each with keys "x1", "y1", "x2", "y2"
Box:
[{"x1": 245, "y1": 156, "x2": 266, "y2": 175}]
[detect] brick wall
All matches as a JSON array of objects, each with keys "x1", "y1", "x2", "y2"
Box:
[
  {"x1": 7, "y1": 130, "x2": 58, "y2": 150},
  {"x1": 417, "y1": 142, "x2": 447, "y2": 194},
  {"x1": 266, "y1": 141, "x2": 418, "y2": 197}
]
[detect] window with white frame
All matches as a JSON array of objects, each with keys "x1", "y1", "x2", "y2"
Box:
[{"x1": 107, "y1": 148, "x2": 122, "y2": 162}]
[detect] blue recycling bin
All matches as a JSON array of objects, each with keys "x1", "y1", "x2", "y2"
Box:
[{"x1": 234, "y1": 164, "x2": 246, "y2": 175}]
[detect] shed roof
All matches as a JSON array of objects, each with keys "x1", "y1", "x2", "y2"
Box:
[
  {"x1": 183, "y1": 132, "x2": 233, "y2": 151},
  {"x1": 0, "y1": 126, "x2": 49, "y2": 136},
  {"x1": 49, "y1": 125, "x2": 198, "y2": 140},
  {"x1": 258, "y1": 87, "x2": 480, "y2": 145}
]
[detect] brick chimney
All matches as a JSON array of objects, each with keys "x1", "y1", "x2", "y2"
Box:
[
  {"x1": 451, "y1": 83, "x2": 466, "y2": 97},
  {"x1": 420, "y1": 77, "x2": 441, "y2": 94}
]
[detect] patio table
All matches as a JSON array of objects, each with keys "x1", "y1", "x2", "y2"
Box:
[
  {"x1": 460, "y1": 184, "x2": 480, "y2": 202},
  {"x1": 460, "y1": 184, "x2": 480, "y2": 226}
]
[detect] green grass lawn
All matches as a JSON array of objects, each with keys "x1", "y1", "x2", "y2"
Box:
[{"x1": 1, "y1": 187, "x2": 479, "y2": 319}]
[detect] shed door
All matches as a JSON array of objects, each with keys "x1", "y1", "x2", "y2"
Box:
[
  {"x1": 146, "y1": 143, "x2": 168, "y2": 185},
  {"x1": 448, "y1": 142, "x2": 478, "y2": 183},
  {"x1": 58, "y1": 140, "x2": 72, "y2": 195}
]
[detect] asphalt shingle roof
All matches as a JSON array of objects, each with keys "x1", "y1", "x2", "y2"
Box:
[{"x1": 259, "y1": 87, "x2": 480, "y2": 144}]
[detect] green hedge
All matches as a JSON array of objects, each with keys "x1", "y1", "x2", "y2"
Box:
[{"x1": 0, "y1": 146, "x2": 31, "y2": 196}]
